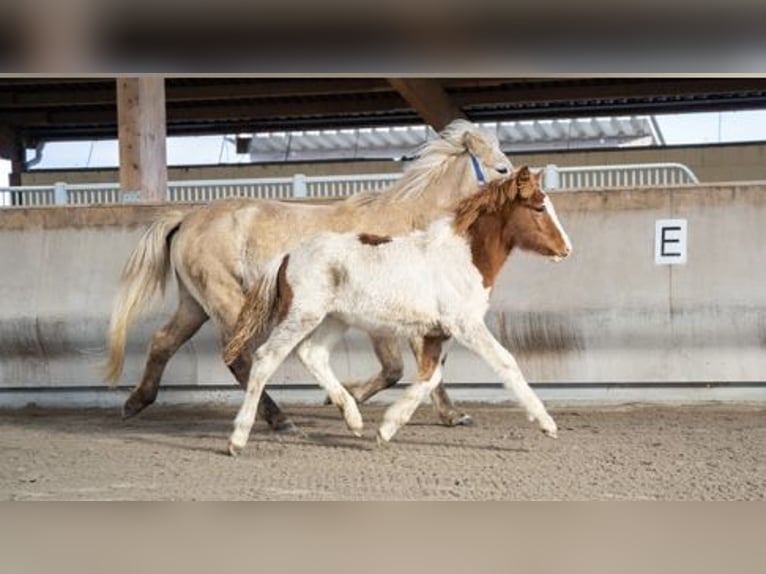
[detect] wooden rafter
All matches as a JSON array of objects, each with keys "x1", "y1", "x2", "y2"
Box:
[{"x1": 387, "y1": 78, "x2": 466, "y2": 131}]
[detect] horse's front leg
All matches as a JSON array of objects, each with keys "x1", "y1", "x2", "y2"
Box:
[
  {"x1": 377, "y1": 335, "x2": 447, "y2": 443},
  {"x1": 452, "y1": 321, "x2": 557, "y2": 438}
]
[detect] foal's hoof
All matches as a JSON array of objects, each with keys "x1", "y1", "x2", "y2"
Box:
[
  {"x1": 440, "y1": 412, "x2": 474, "y2": 427},
  {"x1": 227, "y1": 442, "x2": 243, "y2": 457},
  {"x1": 537, "y1": 414, "x2": 558, "y2": 439},
  {"x1": 377, "y1": 422, "x2": 397, "y2": 445}
]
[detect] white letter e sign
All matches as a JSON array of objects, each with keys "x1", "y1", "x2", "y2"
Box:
[{"x1": 655, "y1": 219, "x2": 687, "y2": 265}]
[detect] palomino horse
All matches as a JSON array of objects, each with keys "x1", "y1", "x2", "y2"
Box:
[
  {"x1": 223, "y1": 166, "x2": 572, "y2": 455},
  {"x1": 105, "y1": 120, "x2": 512, "y2": 430}
]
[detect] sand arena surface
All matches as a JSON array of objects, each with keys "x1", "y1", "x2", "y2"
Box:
[{"x1": 1, "y1": 402, "x2": 764, "y2": 500}]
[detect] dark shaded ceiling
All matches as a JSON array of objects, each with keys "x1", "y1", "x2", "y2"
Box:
[{"x1": 1, "y1": 77, "x2": 766, "y2": 146}]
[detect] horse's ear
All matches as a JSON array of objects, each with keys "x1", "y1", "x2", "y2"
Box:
[
  {"x1": 516, "y1": 166, "x2": 534, "y2": 199},
  {"x1": 462, "y1": 129, "x2": 483, "y2": 154}
]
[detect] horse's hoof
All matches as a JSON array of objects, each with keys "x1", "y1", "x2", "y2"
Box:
[
  {"x1": 121, "y1": 398, "x2": 149, "y2": 420},
  {"x1": 271, "y1": 419, "x2": 298, "y2": 433},
  {"x1": 347, "y1": 420, "x2": 364, "y2": 438},
  {"x1": 453, "y1": 413, "x2": 474, "y2": 427},
  {"x1": 227, "y1": 442, "x2": 243, "y2": 457},
  {"x1": 376, "y1": 430, "x2": 389, "y2": 447},
  {"x1": 538, "y1": 415, "x2": 558, "y2": 439},
  {"x1": 377, "y1": 423, "x2": 397, "y2": 445},
  {"x1": 440, "y1": 412, "x2": 474, "y2": 427}
]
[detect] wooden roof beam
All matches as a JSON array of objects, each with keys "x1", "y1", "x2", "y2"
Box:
[{"x1": 387, "y1": 78, "x2": 466, "y2": 131}]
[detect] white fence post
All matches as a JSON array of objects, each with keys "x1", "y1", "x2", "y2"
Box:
[
  {"x1": 543, "y1": 164, "x2": 560, "y2": 190},
  {"x1": 292, "y1": 174, "x2": 307, "y2": 198},
  {"x1": 53, "y1": 182, "x2": 68, "y2": 205}
]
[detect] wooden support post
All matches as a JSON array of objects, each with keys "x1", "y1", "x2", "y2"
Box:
[
  {"x1": 117, "y1": 77, "x2": 168, "y2": 202},
  {"x1": 9, "y1": 146, "x2": 23, "y2": 188},
  {"x1": 0, "y1": 125, "x2": 22, "y2": 188}
]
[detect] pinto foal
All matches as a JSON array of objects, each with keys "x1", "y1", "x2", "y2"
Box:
[{"x1": 223, "y1": 166, "x2": 572, "y2": 456}]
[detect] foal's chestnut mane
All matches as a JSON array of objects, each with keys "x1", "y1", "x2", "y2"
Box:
[{"x1": 452, "y1": 167, "x2": 534, "y2": 235}]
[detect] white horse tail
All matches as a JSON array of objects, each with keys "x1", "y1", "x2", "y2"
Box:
[
  {"x1": 223, "y1": 254, "x2": 289, "y2": 366},
  {"x1": 104, "y1": 210, "x2": 186, "y2": 386}
]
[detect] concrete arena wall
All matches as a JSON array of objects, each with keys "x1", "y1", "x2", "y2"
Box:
[{"x1": 1, "y1": 184, "x2": 765, "y2": 403}]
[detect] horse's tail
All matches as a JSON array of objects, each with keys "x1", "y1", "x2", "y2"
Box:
[
  {"x1": 104, "y1": 210, "x2": 186, "y2": 386},
  {"x1": 223, "y1": 254, "x2": 289, "y2": 366}
]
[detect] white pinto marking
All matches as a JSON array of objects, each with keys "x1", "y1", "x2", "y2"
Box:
[{"x1": 544, "y1": 195, "x2": 573, "y2": 257}]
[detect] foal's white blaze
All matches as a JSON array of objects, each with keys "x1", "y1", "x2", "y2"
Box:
[{"x1": 543, "y1": 195, "x2": 572, "y2": 260}]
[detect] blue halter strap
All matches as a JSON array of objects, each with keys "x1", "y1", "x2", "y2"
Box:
[{"x1": 469, "y1": 153, "x2": 486, "y2": 184}]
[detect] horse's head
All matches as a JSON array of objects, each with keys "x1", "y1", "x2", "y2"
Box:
[
  {"x1": 439, "y1": 119, "x2": 512, "y2": 185},
  {"x1": 462, "y1": 128, "x2": 512, "y2": 184},
  {"x1": 503, "y1": 166, "x2": 572, "y2": 261}
]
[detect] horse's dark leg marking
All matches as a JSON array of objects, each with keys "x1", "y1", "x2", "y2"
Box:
[
  {"x1": 122, "y1": 286, "x2": 207, "y2": 419},
  {"x1": 341, "y1": 333, "x2": 404, "y2": 403}
]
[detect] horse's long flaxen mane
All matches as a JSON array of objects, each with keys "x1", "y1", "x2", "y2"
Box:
[
  {"x1": 452, "y1": 166, "x2": 531, "y2": 235},
  {"x1": 343, "y1": 120, "x2": 500, "y2": 207}
]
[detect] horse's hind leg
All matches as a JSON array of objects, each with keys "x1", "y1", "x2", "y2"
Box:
[
  {"x1": 340, "y1": 333, "x2": 404, "y2": 403},
  {"x1": 296, "y1": 318, "x2": 363, "y2": 436},
  {"x1": 122, "y1": 285, "x2": 208, "y2": 419},
  {"x1": 206, "y1": 276, "x2": 295, "y2": 432},
  {"x1": 377, "y1": 335, "x2": 447, "y2": 443}
]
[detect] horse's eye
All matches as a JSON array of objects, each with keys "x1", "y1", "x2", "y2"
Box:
[{"x1": 532, "y1": 205, "x2": 546, "y2": 213}]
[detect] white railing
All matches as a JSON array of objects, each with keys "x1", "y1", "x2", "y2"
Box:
[
  {"x1": 0, "y1": 163, "x2": 699, "y2": 208},
  {"x1": 544, "y1": 162, "x2": 699, "y2": 190}
]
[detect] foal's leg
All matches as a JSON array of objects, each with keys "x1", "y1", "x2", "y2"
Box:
[
  {"x1": 342, "y1": 333, "x2": 473, "y2": 427},
  {"x1": 227, "y1": 347, "x2": 294, "y2": 432},
  {"x1": 408, "y1": 338, "x2": 473, "y2": 427},
  {"x1": 451, "y1": 321, "x2": 557, "y2": 437},
  {"x1": 228, "y1": 315, "x2": 322, "y2": 455},
  {"x1": 296, "y1": 318, "x2": 363, "y2": 436},
  {"x1": 122, "y1": 284, "x2": 208, "y2": 419},
  {"x1": 205, "y1": 276, "x2": 294, "y2": 432},
  {"x1": 377, "y1": 335, "x2": 446, "y2": 443}
]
